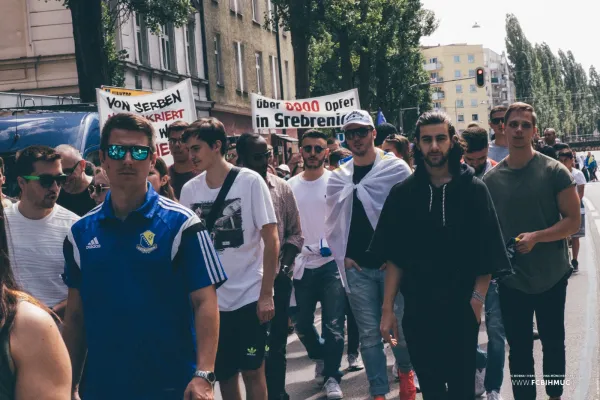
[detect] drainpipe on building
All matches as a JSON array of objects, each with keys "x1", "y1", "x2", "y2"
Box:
[
  {"x1": 274, "y1": 4, "x2": 286, "y2": 136},
  {"x1": 193, "y1": 0, "x2": 212, "y2": 107}
]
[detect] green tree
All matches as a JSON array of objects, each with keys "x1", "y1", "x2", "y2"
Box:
[
  {"x1": 505, "y1": 14, "x2": 534, "y2": 102},
  {"x1": 60, "y1": 0, "x2": 194, "y2": 102},
  {"x1": 589, "y1": 66, "x2": 600, "y2": 132}
]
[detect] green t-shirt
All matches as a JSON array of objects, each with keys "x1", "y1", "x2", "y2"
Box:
[{"x1": 483, "y1": 152, "x2": 575, "y2": 294}]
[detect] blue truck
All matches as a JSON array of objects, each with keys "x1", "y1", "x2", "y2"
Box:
[{"x1": 0, "y1": 111, "x2": 101, "y2": 197}]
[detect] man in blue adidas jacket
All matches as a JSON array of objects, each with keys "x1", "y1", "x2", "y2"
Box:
[{"x1": 61, "y1": 113, "x2": 227, "y2": 400}]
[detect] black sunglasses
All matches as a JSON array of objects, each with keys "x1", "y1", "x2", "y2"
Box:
[
  {"x1": 344, "y1": 127, "x2": 371, "y2": 140},
  {"x1": 168, "y1": 138, "x2": 184, "y2": 146},
  {"x1": 107, "y1": 145, "x2": 151, "y2": 161},
  {"x1": 302, "y1": 145, "x2": 325, "y2": 154},
  {"x1": 63, "y1": 161, "x2": 81, "y2": 176},
  {"x1": 558, "y1": 152, "x2": 573, "y2": 159},
  {"x1": 88, "y1": 184, "x2": 110, "y2": 195},
  {"x1": 490, "y1": 117, "x2": 505, "y2": 125},
  {"x1": 22, "y1": 174, "x2": 68, "y2": 188}
]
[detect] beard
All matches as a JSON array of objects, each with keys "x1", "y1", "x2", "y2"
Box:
[
  {"x1": 303, "y1": 156, "x2": 325, "y2": 170},
  {"x1": 423, "y1": 149, "x2": 450, "y2": 168},
  {"x1": 472, "y1": 163, "x2": 486, "y2": 175}
]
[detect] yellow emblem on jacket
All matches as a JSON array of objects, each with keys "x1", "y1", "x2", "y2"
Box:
[{"x1": 137, "y1": 230, "x2": 158, "y2": 254}]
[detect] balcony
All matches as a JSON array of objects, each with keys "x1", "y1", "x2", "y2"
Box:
[
  {"x1": 491, "y1": 77, "x2": 501, "y2": 84},
  {"x1": 430, "y1": 77, "x2": 444, "y2": 84},
  {"x1": 424, "y1": 62, "x2": 443, "y2": 71},
  {"x1": 432, "y1": 92, "x2": 445, "y2": 100},
  {"x1": 489, "y1": 62, "x2": 500, "y2": 71}
]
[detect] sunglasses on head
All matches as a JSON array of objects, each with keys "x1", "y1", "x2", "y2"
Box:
[
  {"x1": 344, "y1": 127, "x2": 371, "y2": 140},
  {"x1": 107, "y1": 145, "x2": 151, "y2": 161},
  {"x1": 88, "y1": 184, "x2": 110, "y2": 195},
  {"x1": 490, "y1": 117, "x2": 504, "y2": 125},
  {"x1": 302, "y1": 145, "x2": 325, "y2": 154},
  {"x1": 22, "y1": 174, "x2": 68, "y2": 188}
]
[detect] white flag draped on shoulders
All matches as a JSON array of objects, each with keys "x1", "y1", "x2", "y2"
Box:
[{"x1": 325, "y1": 149, "x2": 412, "y2": 292}]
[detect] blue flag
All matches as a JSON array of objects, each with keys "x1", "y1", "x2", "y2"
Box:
[{"x1": 376, "y1": 109, "x2": 386, "y2": 126}]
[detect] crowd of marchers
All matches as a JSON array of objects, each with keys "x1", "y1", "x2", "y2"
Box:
[{"x1": 0, "y1": 100, "x2": 585, "y2": 400}]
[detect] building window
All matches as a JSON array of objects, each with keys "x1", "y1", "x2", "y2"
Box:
[
  {"x1": 230, "y1": 0, "x2": 242, "y2": 15},
  {"x1": 468, "y1": 54, "x2": 475, "y2": 63},
  {"x1": 135, "y1": 13, "x2": 149, "y2": 66},
  {"x1": 252, "y1": 0, "x2": 259, "y2": 22},
  {"x1": 255, "y1": 52, "x2": 265, "y2": 94},
  {"x1": 265, "y1": 0, "x2": 274, "y2": 31},
  {"x1": 471, "y1": 99, "x2": 478, "y2": 107},
  {"x1": 430, "y1": 72, "x2": 438, "y2": 80},
  {"x1": 456, "y1": 84, "x2": 463, "y2": 93},
  {"x1": 469, "y1": 69, "x2": 476, "y2": 78},
  {"x1": 470, "y1": 84, "x2": 477, "y2": 93},
  {"x1": 434, "y1": 102, "x2": 442, "y2": 109},
  {"x1": 270, "y1": 55, "x2": 280, "y2": 99},
  {"x1": 214, "y1": 34, "x2": 224, "y2": 85},
  {"x1": 160, "y1": 25, "x2": 176, "y2": 72},
  {"x1": 454, "y1": 70, "x2": 461, "y2": 78},
  {"x1": 454, "y1": 55, "x2": 460, "y2": 63},
  {"x1": 456, "y1": 100, "x2": 464, "y2": 108},
  {"x1": 285, "y1": 60, "x2": 290, "y2": 97},
  {"x1": 458, "y1": 114, "x2": 465, "y2": 122},
  {"x1": 429, "y1": 57, "x2": 438, "y2": 64},
  {"x1": 234, "y1": 41, "x2": 246, "y2": 93},
  {"x1": 185, "y1": 22, "x2": 197, "y2": 76},
  {"x1": 472, "y1": 114, "x2": 479, "y2": 121}
]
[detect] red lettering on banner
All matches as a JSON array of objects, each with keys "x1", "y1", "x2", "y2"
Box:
[
  {"x1": 156, "y1": 142, "x2": 171, "y2": 157},
  {"x1": 145, "y1": 109, "x2": 185, "y2": 123}
]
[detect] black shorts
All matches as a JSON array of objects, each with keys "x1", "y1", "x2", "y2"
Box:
[{"x1": 215, "y1": 301, "x2": 270, "y2": 381}]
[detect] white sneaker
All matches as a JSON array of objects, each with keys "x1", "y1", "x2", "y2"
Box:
[
  {"x1": 315, "y1": 359, "x2": 325, "y2": 380},
  {"x1": 475, "y1": 367, "x2": 486, "y2": 397},
  {"x1": 486, "y1": 391, "x2": 503, "y2": 400},
  {"x1": 392, "y1": 363, "x2": 399, "y2": 382},
  {"x1": 323, "y1": 377, "x2": 343, "y2": 399},
  {"x1": 347, "y1": 354, "x2": 364, "y2": 371}
]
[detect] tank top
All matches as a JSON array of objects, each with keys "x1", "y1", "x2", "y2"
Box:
[{"x1": 0, "y1": 308, "x2": 16, "y2": 399}]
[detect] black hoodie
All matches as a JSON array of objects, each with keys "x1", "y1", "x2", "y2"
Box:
[{"x1": 368, "y1": 163, "x2": 511, "y2": 316}]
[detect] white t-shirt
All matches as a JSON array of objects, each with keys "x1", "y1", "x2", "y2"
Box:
[
  {"x1": 180, "y1": 168, "x2": 277, "y2": 312},
  {"x1": 572, "y1": 168, "x2": 586, "y2": 215},
  {"x1": 288, "y1": 171, "x2": 335, "y2": 277},
  {"x1": 5, "y1": 203, "x2": 80, "y2": 307}
]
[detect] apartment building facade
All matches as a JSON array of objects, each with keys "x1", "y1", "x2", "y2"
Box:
[
  {"x1": 203, "y1": 0, "x2": 296, "y2": 135},
  {"x1": 0, "y1": 0, "x2": 78, "y2": 96},
  {"x1": 421, "y1": 44, "x2": 515, "y2": 133}
]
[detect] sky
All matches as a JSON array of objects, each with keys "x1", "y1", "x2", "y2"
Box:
[{"x1": 420, "y1": 0, "x2": 599, "y2": 75}]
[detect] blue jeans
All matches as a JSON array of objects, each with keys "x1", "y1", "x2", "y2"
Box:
[
  {"x1": 346, "y1": 267, "x2": 413, "y2": 396},
  {"x1": 476, "y1": 280, "x2": 506, "y2": 393},
  {"x1": 293, "y1": 261, "x2": 346, "y2": 383}
]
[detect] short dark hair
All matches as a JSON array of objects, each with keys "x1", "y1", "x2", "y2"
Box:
[
  {"x1": 460, "y1": 126, "x2": 489, "y2": 153},
  {"x1": 101, "y1": 113, "x2": 156, "y2": 152},
  {"x1": 384, "y1": 134, "x2": 412, "y2": 168},
  {"x1": 301, "y1": 129, "x2": 328, "y2": 145},
  {"x1": 504, "y1": 102, "x2": 538, "y2": 127},
  {"x1": 326, "y1": 137, "x2": 339, "y2": 145},
  {"x1": 489, "y1": 105, "x2": 508, "y2": 120},
  {"x1": 15, "y1": 145, "x2": 61, "y2": 177},
  {"x1": 235, "y1": 132, "x2": 262, "y2": 160},
  {"x1": 553, "y1": 143, "x2": 570, "y2": 152},
  {"x1": 0, "y1": 157, "x2": 4, "y2": 175},
  {"x1": 166, "y1": 120, "x2": 190, "y2": 138},
  {"x1": 182, "y1": 117, "x2": 228, "y2": 156},
  {"x1": 375, "y1": 122, "x2": 398, "y2": 147},
  {"x1": 329, "y1": 148, "x2": 352, "y2": 166}
]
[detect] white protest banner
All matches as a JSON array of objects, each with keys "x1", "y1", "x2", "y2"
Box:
[
  {"x1": 96, "y1": 79, "x2": 197, "y2": 166},
  {"x1": 251, "y1": 89, "x2": 361, "y2": 130}
]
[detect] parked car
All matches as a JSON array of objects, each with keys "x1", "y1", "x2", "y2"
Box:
[{"x1": 0, "y1": 111, "x2": 100, "y2": 197}]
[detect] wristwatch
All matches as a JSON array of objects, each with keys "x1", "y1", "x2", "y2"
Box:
[{"x1": 193, "y1": 370, "x2": 216, "y2": 385}]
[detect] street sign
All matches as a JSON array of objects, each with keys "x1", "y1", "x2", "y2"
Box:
[{"x1": 101, "y1": 86, "x2": 153, "y2": 97}]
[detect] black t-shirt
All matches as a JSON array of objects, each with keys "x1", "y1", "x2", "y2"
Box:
[
  {"x1": 168, "y1": 166, "x2": 199, "y2": 200},
  {"x1": 345, "y1": 164, "x2": 383, "y2": 269},
  {"x1": 57, "y1": 188, "x2": 96, "y2": 216},
  {"x1": 368, "y1": 165, "x2": 511, "y2": 314}
]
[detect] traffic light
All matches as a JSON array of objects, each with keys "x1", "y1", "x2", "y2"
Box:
[{"x1": 476, "y1": 67, "x2": 485, "y2": 88}]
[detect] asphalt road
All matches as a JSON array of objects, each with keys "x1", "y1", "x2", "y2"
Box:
[{"x1": 215, "y1": 161, "x2": 600, "y2": 400}]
